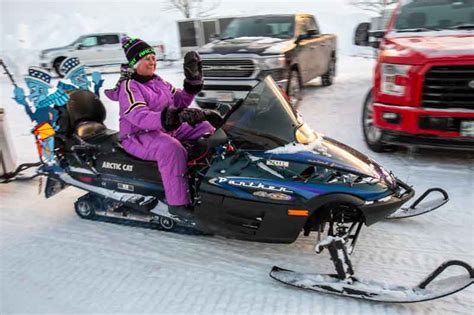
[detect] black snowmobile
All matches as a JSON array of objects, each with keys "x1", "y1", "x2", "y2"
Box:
[{"x1": 34, "y1": 76, "x2": 473, "y2": 303}]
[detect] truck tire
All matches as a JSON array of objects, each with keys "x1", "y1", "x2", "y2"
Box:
[
  {"x1": 287, "y1": 69, "x2": 302, "y2": 108},
  {"x1": 362, "y1": 89, "x2": 395, "y2": 153},
  {"x1": 53, "y1": 57, "x2": 66, "y2": 78},
  {"x1": 321, "y1": 58, "x2": 336, "y2": 86}
]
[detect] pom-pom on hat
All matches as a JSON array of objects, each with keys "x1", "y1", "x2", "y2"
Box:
[
  {"x1": 25, "y1": 66, "x2": 52, "y2": 87},
  {"x1": 60, "y1": 57, "x2": 83, "y2": 79},
  {"x1": 121, "y1": 36, "x2": 155, "y2": 67}
]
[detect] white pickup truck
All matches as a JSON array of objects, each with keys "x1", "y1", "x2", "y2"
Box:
[{"x1": 39, "y1": 32, "x2": 165, "y2": 76}]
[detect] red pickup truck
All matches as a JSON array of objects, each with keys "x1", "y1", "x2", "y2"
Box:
[{"x1": 355, "y1": 0, "x2": 474, "y2": 152}]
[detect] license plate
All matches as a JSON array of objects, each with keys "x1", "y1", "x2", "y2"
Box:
[
  {"x1": 460, "y1": 120, "x2": 474, "y2": 137},
  {"x1": 216, "y1": 92, "x2": 234, "y2": 102}
]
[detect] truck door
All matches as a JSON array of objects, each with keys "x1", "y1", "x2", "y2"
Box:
[
  {"x1": 306, "y1": 16, "x2": 330, "y2": 76},
  {"x1": 73, "y1": 35, "x2": 101, "y2": 66},
  {"x1": 294, "y1": 16, "x2": 321, "y2": 83}
]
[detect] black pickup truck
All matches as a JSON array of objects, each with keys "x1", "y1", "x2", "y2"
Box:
[{"x1": 196, "y1": 14, "x2": 337, "y2": 108}]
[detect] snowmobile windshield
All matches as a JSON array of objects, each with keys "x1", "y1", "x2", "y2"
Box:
[
  {"x1": 394, "y1": 0, "x2": 474, "y2": 31},
  {"x1": 223, "y1": 76, "x2": 315, "y2": 150},
  {"x1": 220, "y1": 16, "x2": 295, "y2": 39}
]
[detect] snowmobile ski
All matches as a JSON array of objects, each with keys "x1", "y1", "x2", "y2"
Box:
[
  {"x1": 270, "y1": 237, "x2": 473, "y2": 303},
  {"x1": 387, "y1": 188, "x2": 449, "y2": 219}
]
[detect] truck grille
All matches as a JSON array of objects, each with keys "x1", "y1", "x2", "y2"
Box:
[
  {"x1": 202, "y1": 59, "x2": 255, "y2": 78},
  {"x1": 422, "y1": 65, "x2": 474, "y2": 110}
]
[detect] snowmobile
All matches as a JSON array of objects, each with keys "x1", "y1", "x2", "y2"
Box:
[{"x1": 33, "y1": 76, "x2": 472, "y2": 303}]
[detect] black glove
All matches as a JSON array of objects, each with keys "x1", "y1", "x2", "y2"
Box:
[
  {"x1": 178, "y1": 108, "x2": 206, "y2": 126},
  {"x1": 161, "y1": 107, "x2": 182, "y2": 131},
  {"x1": 183, "y1": 51, "x2": 203, "y2": 95},
  {"x1": 183, "y1": 51, "x2": 202, "y2": 81},
  {"x1": 183, "y1": 79, "x2": 203, "y2": 95}
]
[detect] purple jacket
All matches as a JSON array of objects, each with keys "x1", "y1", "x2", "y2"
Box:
[{"x1": 105, "y1": 75, "x2": 195, "y2": 139}]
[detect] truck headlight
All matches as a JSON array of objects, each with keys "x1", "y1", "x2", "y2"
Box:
[
  {"x1": 259, "y1": 55, "x2": 285, "y2": 70},
  {"x1": 381, "y1": 63, "x2": 411, "y2": 96}
]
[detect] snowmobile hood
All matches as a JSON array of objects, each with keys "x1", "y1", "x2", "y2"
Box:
[
  {"x1": 262, "y1": 136, "x2": 396, "y2": 187},
  {"x1": 199, "y1": 37, "x2": 288, "y2": 55}
]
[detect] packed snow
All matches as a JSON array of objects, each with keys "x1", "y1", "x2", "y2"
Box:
[{"x1": 1, "y1": 0, "x2": 473, "y2": 314}]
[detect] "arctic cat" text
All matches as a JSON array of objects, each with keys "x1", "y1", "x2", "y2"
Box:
[{"x1": 102, "y1": 161, "x2": 134, "y2": 172}]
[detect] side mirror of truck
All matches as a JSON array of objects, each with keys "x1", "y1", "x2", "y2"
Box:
[
  {"x1": 296, "y1": 29, "x2": 319, "y2": 44},
  {"x1": 354, "y1": 22, "x2": 386, "y2": 48},
  {"x1": 307, "y1": 29, "x2": 318, "y2": 37},
  {"x1": 368, "y1": 30, "x2": 386, "y2": 49},
  {"x1": 76, "y1": 44, "x2": 85, "y2": 50}
]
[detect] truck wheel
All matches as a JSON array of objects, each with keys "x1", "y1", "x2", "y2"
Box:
[
  {"x1": 53, "y1": 57, "x2": 66, "y2": 77},
  {"x1": 362, "y1": 89, "x2": 394, "y2": 153},
  {"x1": 321, "y1": 58, "x2": 336, "y2": 86},
  {"x1": 287, "y1": 69, "x2": 302, "y2": 108}
]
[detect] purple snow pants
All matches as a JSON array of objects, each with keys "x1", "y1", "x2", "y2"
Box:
[{"x1": 122, "y1": 121, "x2": 215, "y2": 206}]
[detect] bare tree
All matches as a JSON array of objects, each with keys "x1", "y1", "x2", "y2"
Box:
[
  {"x1": 163, "y1": 0, "x2": 221, "y2": 19},
  {"x1": 349, "y1": 0, "x2": 398, "y2": 15},
  {"x1": 350, "y1": 0, "x2": 398, "y2": 30}
]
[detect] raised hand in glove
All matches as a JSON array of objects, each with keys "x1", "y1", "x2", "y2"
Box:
[
  {"x1": 178, "y1": 108, "x2": 206, "y2": 126},
  {"x1": 183, "y1": 51, "x2": 202, "y2": 81},
  {"x1": 183, "y1": 51, "x2": 203, "y2": 95}
]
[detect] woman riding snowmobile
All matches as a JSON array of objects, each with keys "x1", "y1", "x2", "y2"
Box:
[{"x1": 104, "y1": 36, "x2": 215, "y2": 220}]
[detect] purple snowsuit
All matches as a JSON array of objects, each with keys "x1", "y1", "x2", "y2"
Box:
[{"x1": 105, "y1": 76, "x2": 215, "y2": 206}]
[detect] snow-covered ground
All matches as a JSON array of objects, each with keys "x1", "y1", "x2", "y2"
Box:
[{"x1": 1, "y1": 54, "x2": 473, "y2": 314}]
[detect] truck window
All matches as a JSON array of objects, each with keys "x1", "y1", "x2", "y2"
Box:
[
  {"x1": 81, "y1": 36, "x2": 99, "y2": 47},
  {"x1": 307, "y1": 17, "x2": 320, "y2": 34},
  {"x1": 297, "y1": 17, "x2": 318, "y2": 36},
  {"x1": 202, "y1": 20, "x2": 217, "y2": 44},
  {"x1": 179, "y1": 21, "x2": 198, "y2": 47},
  {"x1": 99, "y1": 35, "x2": 119, "y2": 45},
  {"x1": 394, "y1": 0, "x2": 474, "y2": 30},
  {"x1": 221, "y1": 16, "x2": 295, "y2": 39},
  {"x1": 219, "y1": 18, "x2": 235, "y2": 35}
]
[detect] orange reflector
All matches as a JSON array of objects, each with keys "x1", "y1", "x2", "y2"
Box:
[{"x1": 287, "y1": 209, "x2": 309, "y2": 217}]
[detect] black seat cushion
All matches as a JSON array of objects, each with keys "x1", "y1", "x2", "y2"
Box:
[{"x1": 56, "y1": 90, "x2": 106, "y2": 137}]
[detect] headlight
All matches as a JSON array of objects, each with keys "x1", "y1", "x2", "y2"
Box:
[
  {"x1": 381, "y1": 63, "x2": 411, "y2": 96},
  {"x1": 295, "y1": 123, "x2": 317, "y2": 144},
  {"x1": 258, "y1": 55, "x2": 285, "y2": 70}
]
